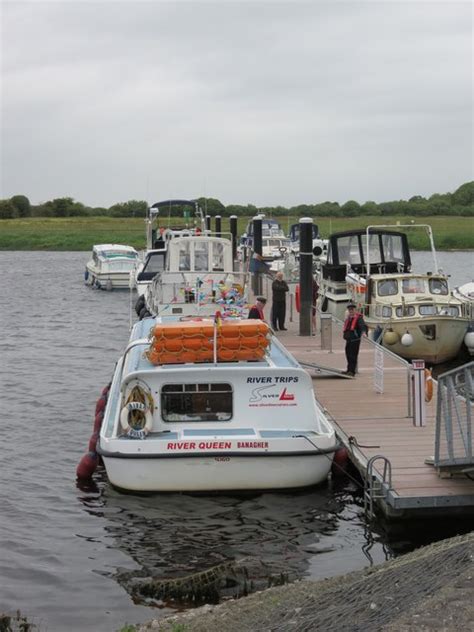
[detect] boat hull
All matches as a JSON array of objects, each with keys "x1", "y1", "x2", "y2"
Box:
[
  {"x1": 85, "y1": 266, "x2": 133, "y2": 290},
  {"x1": 100, "y1": 452, "x2": 334, "y2": 492},
  {"x1": 371, "y1": 318, "x2": 468, "y2": 364}
]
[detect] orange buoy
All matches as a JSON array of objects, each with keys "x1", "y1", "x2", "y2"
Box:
[{"x1": 425, "y1": 369, "x2": 433, "y2": 402}]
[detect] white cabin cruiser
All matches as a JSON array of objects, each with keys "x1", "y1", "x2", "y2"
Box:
[
  {"x1": 141, "y1": 233, "x2": 249, "y2": 319},
  {"x1": 97, "y1": 316, "x2": 337, "y2": 492},
  {"x1": 85, "y1": 244, "x2": 139, "y2": 290}
]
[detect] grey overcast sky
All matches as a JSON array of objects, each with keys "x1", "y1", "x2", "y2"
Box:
[{"x1": 1, "y1": 1, "x2": 472, "y2": 208}]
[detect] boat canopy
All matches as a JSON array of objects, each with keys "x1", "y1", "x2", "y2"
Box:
[{"x1": 325, "y1": 229, "x2": 411, "y2": 274}]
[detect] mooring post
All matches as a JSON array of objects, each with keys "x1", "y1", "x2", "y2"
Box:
[
  {"x1": 251, "y1": 215, "x2": 263, "y2": 296},
  {"x1": 299, "y1": 217, "x2": 313, "y2": 336},
  {"x1": 215, "y1": 215, "x2": 222, "y2": 238},
  {"x1": 205, "y1": 215, "x2": 211, "y2": 232},
  {"x1": 230, "y1": 215, "x2": 238, "y2": 267}
]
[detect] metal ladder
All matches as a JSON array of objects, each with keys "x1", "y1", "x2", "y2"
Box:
[{"x1": 364, "y1": 455, "x2": 392, "y2": 519}]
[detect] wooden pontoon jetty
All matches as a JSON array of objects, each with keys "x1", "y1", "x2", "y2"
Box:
[{"x1": 247, "y1": 248, "x2": 474, "y2": 520}]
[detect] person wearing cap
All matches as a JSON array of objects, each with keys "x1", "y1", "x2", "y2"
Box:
[
  {"x1": 342, "y1": 302, "x2": 368, "y2": 376},
  {"x1": 248, "y1": 296, "x2": 267, "y2": 320}
]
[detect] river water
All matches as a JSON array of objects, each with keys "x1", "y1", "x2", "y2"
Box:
[{"x1": 0, "y1": 250, "x2": 472, "y2": 632}]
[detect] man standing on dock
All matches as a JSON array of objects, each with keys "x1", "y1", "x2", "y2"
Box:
[
  {"x1": 271, "y1": 271, "x2": 289, "y2": 331},
  {"x1": 342, "y1": 302, "x2": 368, "y2": 376}
]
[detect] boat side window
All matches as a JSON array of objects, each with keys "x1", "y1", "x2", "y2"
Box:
[
  {"x1": 361, "y1": 234, "x2": 382, "y2": 265},
  {"x1": 161, "y1": 383, "x2": 232, "y2": 422},
  {"x1": 395, "y1": 305, "x2": 415, "y2": 317},
  {"x1": 381, "y1": 234, "x2": 404, "y2": 263},
  {"x1": 419, "y1": 305, "x2": 437, "y2": 315},
  {"x1": 377, "y1": 279, "x2": 398, "y2": 296},
  {"x1": 429, "y1": 278, "x2": 448, "y2": 295},
  {"x1": 212, "y1": 243, "x2": 225, "y2": 271},
  {"x1": 402, "y1": 278, "x2": 426, "y2": 294},
  {"x1": 337, "y1": 236, "x2": 362, "y2": 265},
  {"x1": 438, "y1": 305, "x2": 459, "y2": 316},
  {"x1": 375, "y1": 305, "x2": 392, "y2": 318},
  {"x1": 179, "y1": 242, "x2": 191, "y2": 271}
]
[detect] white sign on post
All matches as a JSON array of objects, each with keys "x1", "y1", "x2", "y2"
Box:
[
  {"x1": 412, "y1": 359, "x2": 426, "y2": 427},
  {"x1": 374, "y1": 345, "x2": 384, "y2": 394}
]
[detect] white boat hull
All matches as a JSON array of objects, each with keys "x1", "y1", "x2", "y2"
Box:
[
  {"x1": 85, "y1": 266, "x2": 133, "y2": 290},
  {"x1": 101, "y1": 452, "x2": 334, "y2": 492}
]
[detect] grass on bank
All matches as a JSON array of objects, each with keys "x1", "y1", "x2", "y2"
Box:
[{"x1": 0, "y1": 216, "x2": 472, "y2": 251}]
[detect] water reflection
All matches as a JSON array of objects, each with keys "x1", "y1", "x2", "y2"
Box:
[{"x1": 76, "y1": 474, "x2": 355, "y2": 607}]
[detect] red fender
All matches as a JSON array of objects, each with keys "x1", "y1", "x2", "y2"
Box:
[
  {"x1": 93, "y1": 411, "x2": 104, "y2": 433},
  {"x1": 331, "y1": 447, "x2": 349, "y2": 476},
  {"x1": 295, "y1": 284, "x2": 301, "y2": 313},
  {"x1": 88, "y1": 431, "x2": 99, "y2": 453},
  {"x1": 76, "y1": 452, "x2": 98, "y2": 479}
]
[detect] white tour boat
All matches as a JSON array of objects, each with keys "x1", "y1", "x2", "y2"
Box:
[
  {"x1": 85, "y1": 244, "x2": 139, "y2": 290},
  {"x1": 96, "y1": 316, "x2": 337, "y2": 492}
]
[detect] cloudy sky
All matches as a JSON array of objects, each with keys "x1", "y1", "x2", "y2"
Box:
[{"x1": 1, "y1": 1, "x2": 472, "y2": 208}]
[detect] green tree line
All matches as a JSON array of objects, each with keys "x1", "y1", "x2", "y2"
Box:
[{"x1": 0, "y1": 181, "x2": 472, "y2": 220}]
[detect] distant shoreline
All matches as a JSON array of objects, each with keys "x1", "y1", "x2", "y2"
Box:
[{"x1": 0, "y1": 216, "x2": 473, "y2": 251}]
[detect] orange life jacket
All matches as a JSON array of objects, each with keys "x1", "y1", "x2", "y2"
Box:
[{"x1": 343, "y1": 313, "x2": 362, "y2": 332}]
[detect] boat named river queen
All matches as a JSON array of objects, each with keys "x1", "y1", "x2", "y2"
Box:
[{"x1": 98, "y1": 315, "x2": 337, "y2": 492}]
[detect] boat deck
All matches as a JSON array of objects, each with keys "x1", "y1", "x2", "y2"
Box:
[{"x1": 270, "y1": 304, "x2": 474, "y2": 519}]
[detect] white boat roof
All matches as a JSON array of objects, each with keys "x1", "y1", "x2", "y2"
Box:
[{"x1": 93, "y1": 244, "x2": 138, "y2": 255}]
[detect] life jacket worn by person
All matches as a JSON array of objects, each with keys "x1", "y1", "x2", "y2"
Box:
[
  {"x1": 343, "y1": 312, "x2": 363, "y2": 341},
  {"x1": 248, "y1": 304, "x2": 265, "y2": 320}
]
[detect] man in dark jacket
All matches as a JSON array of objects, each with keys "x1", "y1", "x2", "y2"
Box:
[
  {"x1": 342, "y1": 302, "x2": 368, "y2": 376},
  {"x1": 271, "y1": 272, "x2": 289, "y2": 330}
]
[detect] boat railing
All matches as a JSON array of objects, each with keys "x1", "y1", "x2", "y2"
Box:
[{"x1": 434, "y1": 361, "x2": 474, "y2": 472}]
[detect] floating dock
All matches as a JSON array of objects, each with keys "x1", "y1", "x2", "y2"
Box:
[{"x1": 270, "y1": 303, "x2": 474, "y2": 519}]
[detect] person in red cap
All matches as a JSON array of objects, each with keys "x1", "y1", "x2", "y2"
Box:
[{"x1": 342, "y1": 302, "x2": 368, "y2": 376}]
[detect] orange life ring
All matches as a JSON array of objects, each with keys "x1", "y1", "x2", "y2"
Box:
[
  {"x1": 425, "y1": 369, "x2": 433, "y2": 403},
  {"x1": 295, "y1": 284, "x2": 301, "y2": 313}
]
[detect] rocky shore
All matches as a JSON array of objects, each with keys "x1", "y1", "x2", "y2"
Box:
[{"x1": 136, "y1": 531, "x2": 473, "y2": 632}]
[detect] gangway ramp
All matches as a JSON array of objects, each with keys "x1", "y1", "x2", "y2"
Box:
[{"x1": 299, "y1": 360, "x2": 353, "y2": 378}]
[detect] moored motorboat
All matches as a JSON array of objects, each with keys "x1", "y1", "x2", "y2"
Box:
[
  {"x1": 85, "y1": 244, "x2": 139, "y2": 290},
  {"x1": 318, "y1": 225, "x2": 470, "y2": 364},
  {"x1": 96, "y1": 316, "x2": 337, "y2": 492},
  {"x1": 141, "y1": 232, "x2": 249, "y2": 319}
]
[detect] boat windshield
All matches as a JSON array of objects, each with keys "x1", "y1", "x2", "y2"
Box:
[
  {"x1": 402, "y1": 278, "x2": 426, "y2": 294},
  {"x1": 143, "y1": 253, "x2": 165, "y2": 274},
  {"x1": 161, "y1": 383, "x2": 233, "y2": 422},
  {"x1": 377, "y1": 279, "x2": 398, "y2": 296},
  {"x1": 100, "y1": 249, "x2": 137, "y2": 260},
  {"x1": 429, "y1": 278, "x2": 448, "y2": 295}
]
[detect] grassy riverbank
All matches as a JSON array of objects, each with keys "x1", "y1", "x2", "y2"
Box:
[{"x1": 0, "y1": 216, "x2": 472, "y2": 250}]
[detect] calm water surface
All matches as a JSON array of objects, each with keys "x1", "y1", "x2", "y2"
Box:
[{"x1": 0, "y1": 251, "x2": 472, "y2": 632}]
